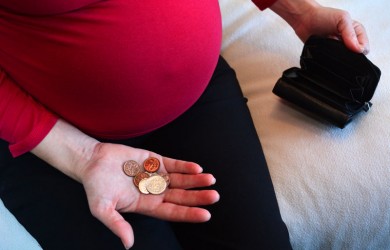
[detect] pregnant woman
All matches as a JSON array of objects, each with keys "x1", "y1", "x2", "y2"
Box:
[{"x1": 0, "y1": 0, "x2": 368, "y2": 249}]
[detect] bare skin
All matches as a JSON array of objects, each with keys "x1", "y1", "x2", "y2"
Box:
[
  {"x1": 270, "y1": 0, "x2": 369, "y2": 54},
  {"x1": 32, "y1": 119, "x2": 219, "y2": 249}
]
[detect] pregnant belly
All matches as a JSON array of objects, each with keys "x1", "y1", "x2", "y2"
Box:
[{"x1": 0, "y1": 0, "x2": 222, "y2": 138}]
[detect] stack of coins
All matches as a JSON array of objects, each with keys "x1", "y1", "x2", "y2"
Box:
[{"x1": 123, "y1": 157, "x2": 170, "y2": 195}]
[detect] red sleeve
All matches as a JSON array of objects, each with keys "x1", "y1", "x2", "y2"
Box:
[
  {"x1": 252, "y1": 0, "x2": 278, "y2": 10},
  {"x1": 0, "y1": 69, "x2": 58, "y2": 157},
  {"x1": 0, "y1": 0, "x2": 99, "y2": 15}
]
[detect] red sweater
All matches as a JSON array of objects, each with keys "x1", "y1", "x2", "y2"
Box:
[{"x1": 0, "y1": 0, "x2": 277, "y2": 157}]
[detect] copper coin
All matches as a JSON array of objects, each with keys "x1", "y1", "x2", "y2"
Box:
[
  {"x1": 143, "y1": 157, "x2": 160, "y2": 173},
  {"x1": 123, "y1": 160, "x2": 141, "y2": 177},
  {"x1": 133, "y1": 172, "x2": 150, "y2": 187}
]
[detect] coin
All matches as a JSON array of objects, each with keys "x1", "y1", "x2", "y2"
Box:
[
  {"x1": 146, "y1": 175, "x2": 167, "y2": 194},
  {"x1": 123, "y1": 160, "x2": 141, "y2": 177},
  {"x1": 138, "y1": 179, "x2": 150, "y2": 194},
  {"x1": 143, "y1": 157, "x2": 160, "y2": 173},
  {"x1": 122, "y1": 158, "x2": 169, "y2": 195},
  {"x1": 133, "y1": 172, "x2": 150, "y2": 187}
]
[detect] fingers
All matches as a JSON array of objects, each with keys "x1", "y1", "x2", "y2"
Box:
[
  {"x1": 163, "y1": 189, "x2": 220, "y2": 207},
  {"x1": 163, "y1": 157, "x2": 203, "y2": 174},
  {"x1": 90, "y1": 202, "x2": 134, "y2": 249},
  {"x1": 135, "y1": 187, "x2": 219, "y2": 223},
  {"x1": 353, "y1": 20, "x2": 370, "y2": 54},
  {"x1": 336, "y1": 12, "x2": 369, "y2": 54},
  {"x1": 145, "y1": 202, "x2": 213, "y2": 223},
  {"x1": 169, "y1": 172, "x2": 216, "y2": 189}
]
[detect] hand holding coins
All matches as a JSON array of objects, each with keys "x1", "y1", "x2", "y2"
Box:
[
  {"x1": 79, "y1": 142, "x2": 218, "y2": 250},
  {"x1": 123, "y1": 157, "x2": 170, "y2": 195}
]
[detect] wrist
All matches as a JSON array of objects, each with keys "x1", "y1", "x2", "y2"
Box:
[
  {"x1": 270, "y1": 0, "x2": 320, "y2": 29},
  {"x1": 31, "y1": 119, "x2": 100, "y2": 182}
]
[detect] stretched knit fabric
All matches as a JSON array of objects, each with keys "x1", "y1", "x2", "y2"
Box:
[{"x1": 0, "y1": 0, "x2": 276, "y2": 157}]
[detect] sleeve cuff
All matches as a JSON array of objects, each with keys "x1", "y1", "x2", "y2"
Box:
[
  {"x1": 9, "y1": 114, "x2": 58, "y2": 157},
  {"x1": 252, "y1": 0, "x2": 278, "y2": 10}
]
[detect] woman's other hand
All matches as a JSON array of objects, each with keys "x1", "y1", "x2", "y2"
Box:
[{"x1": 270, "y1": 0, "x2": 369, "y2": 54}]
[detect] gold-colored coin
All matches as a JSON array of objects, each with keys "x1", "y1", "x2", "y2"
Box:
[
  {"x1": 143, "y1": 157, "x2": 160, "y2": 173},
  {"x1": 146, "y1": 175, "x2": 167, "y2": 195},
  {"x1": 138, "y1": 179, "x2": 150, "y2": 194}
]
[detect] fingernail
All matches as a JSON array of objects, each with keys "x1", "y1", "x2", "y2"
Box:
[
  {"x1": 358, "y1": 43, "x2": 369, "y2": 55},
  {"x1": 122, "y1": 241, "x2": 131, "y2": 250}
]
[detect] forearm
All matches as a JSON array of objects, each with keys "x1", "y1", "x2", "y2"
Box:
[
  {"x1": 270, "y1": 0, "x2": 320, "y2": 29},
  {"x1": 31, "y1": 119, "x2": 99, "y2": 182}
]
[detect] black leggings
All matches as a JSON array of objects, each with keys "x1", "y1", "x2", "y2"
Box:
[{"x1": 0, "y1": 57, "x2": 291, "y2": 250}]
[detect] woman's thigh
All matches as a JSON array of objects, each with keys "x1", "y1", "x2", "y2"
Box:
[{"x1": 139, "y1": 57, "x2": 292, "y2": 250}]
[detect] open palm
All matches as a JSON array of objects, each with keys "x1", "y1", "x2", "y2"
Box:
[{"x1": 80, "y1": 142, "x2": 219, "y2": 249}]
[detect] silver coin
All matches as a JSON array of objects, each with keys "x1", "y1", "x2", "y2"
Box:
[{"x1": 146, "y1": 175, "x2": 167, "y2": 195}]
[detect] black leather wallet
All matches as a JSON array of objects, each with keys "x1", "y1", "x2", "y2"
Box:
[{"x1": 272, "y1": 36, "x2": 381, "y2": 128}]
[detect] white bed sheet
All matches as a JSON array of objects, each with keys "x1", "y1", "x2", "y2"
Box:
[{"x1": 0, "y1": 0, "x2": 389, "y2": 249}]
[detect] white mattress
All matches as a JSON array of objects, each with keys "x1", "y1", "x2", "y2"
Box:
[{"x1": 1, "y1": 0, "x2": 389, "y2": 249}]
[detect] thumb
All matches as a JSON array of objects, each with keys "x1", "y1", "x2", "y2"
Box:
[
  {"x1": 91, "y1": 203, "x2": 135, "y2": 249},
  {"x1": 337, "y1": 17, "x2": 368, "y2": 54}
]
